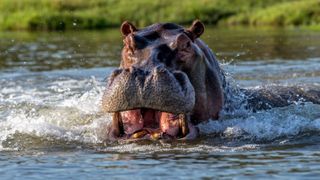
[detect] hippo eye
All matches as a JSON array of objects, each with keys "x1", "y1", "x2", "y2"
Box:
[
  {"x1": 134, "y1": 35, "x2": 147, "y2": 49},
  {"x1": 144, "y1": 32, "x2": 160, "y2": 41}
]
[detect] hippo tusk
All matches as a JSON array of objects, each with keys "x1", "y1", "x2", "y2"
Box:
[
  {"x1": 150, "y1": 130, "x2": 161, "y2": 140},
  {"x1": 131, "y1": 129, "x2": 149, "y2": 139},
  {"x1": 131, "y1": 129, "x2": 162, "y2": 140},
  {"x1": 179, "y1": 114, "x2": 189, "y2": 137}
]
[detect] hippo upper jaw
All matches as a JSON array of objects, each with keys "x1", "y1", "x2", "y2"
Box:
[{"x1": 102, "y1": 65, "x2": 195, "y2": 114}]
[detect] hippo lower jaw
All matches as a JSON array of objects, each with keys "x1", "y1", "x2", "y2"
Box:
[{"x1": 116, "y1": 108, "x2": 193, "y2": 140}]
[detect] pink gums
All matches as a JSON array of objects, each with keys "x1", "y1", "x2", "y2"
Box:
[{"x1": 120, "y1": 109, "x2": 180, "y2": 137}]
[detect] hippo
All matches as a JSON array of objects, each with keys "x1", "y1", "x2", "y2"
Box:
[{"x1": 102, "y1": 20, "x2": 320, "y2": 141}]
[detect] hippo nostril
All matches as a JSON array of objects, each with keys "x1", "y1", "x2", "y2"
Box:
[
  {"x1": 173, "y1": 71, "x2": 187, "y2": 89},
  {"x1": 153, "y1": 65, "x2": 167, "y2": 74}
]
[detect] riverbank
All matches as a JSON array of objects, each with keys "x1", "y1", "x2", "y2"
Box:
[{"x1": 0, "y1": 0, "x2": 319, "y2": 31}]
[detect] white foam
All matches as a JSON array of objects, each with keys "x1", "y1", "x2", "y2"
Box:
[
  {"x1": 0, "y1": 72, "x2": 112, "y2": 151},
  {"x1": 0, "y1": 106, "x2": 112, "y2": 150},
  {"x1": 198, "y1": 103, "x2": 320, "y2": 141},
  {"x1": 100, "y1": 142, "x2": 260, "y2": 153},
  {"x1": 57, "y1": 77, "x2": 105, "y2": 113}
]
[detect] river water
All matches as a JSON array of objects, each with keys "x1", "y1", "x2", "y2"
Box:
[{"x1": 0, "y1": 27, "x2": 320, "y2": 179}]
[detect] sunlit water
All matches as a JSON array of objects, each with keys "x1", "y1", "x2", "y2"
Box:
[{"x1": 1, "y1": 27, "x2": 320, "y2": 179}]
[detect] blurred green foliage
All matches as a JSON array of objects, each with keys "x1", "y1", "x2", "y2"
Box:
[{"x1": 0, "y1": 0, "x2": 319, "y2": 31}]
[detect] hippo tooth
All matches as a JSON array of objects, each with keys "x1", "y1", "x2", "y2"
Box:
[
  {"x1": 131, "y1": 129, "x2": 149, "y2": 139},
  {"x1": 179, "y1": 114, "x2": 189, "y2": 137}
]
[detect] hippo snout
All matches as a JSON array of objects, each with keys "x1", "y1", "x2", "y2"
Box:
[{"x1": 102, "y1": 66, "x2": 195, "y2": 114}]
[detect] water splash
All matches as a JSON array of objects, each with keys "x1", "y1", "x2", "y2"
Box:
[
  {"x1": 0, "y1": 70, "x2": 111, "y2": 151},
  {"x1": 1, "y1": 68, "x2": 320, "y2": 152},
  {"x1": 198, "y1": 102, "x2": 320, "y2": 141}
]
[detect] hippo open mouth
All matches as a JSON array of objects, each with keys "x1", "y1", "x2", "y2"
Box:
[{"x1": 117, "y1": 108, "x2": 189, "y2": 139}]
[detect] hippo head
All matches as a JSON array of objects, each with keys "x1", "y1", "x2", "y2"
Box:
[{"x1": 102, "y1": 20, "x2": 224, "y2": 140}]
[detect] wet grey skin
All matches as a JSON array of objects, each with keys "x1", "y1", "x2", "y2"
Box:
[{"x1": 102, "y1": 64, "x2": 195, "y2": 114}]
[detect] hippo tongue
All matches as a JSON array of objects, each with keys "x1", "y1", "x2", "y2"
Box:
[{"x1": 120, "y1": 108, "x2": 188, "y2": 138}]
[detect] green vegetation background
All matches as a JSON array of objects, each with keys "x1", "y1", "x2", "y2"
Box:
[{"x1": 0, "y1": 0, "x2": 319, "y2": 31}]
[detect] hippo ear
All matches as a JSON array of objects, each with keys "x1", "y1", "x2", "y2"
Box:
[
  {"x1": 187, "y1": 20, "x2": 205, "y2": 40},
  {"x1": 121, "y1": 21, "x2": 137, "y2": 37}
]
